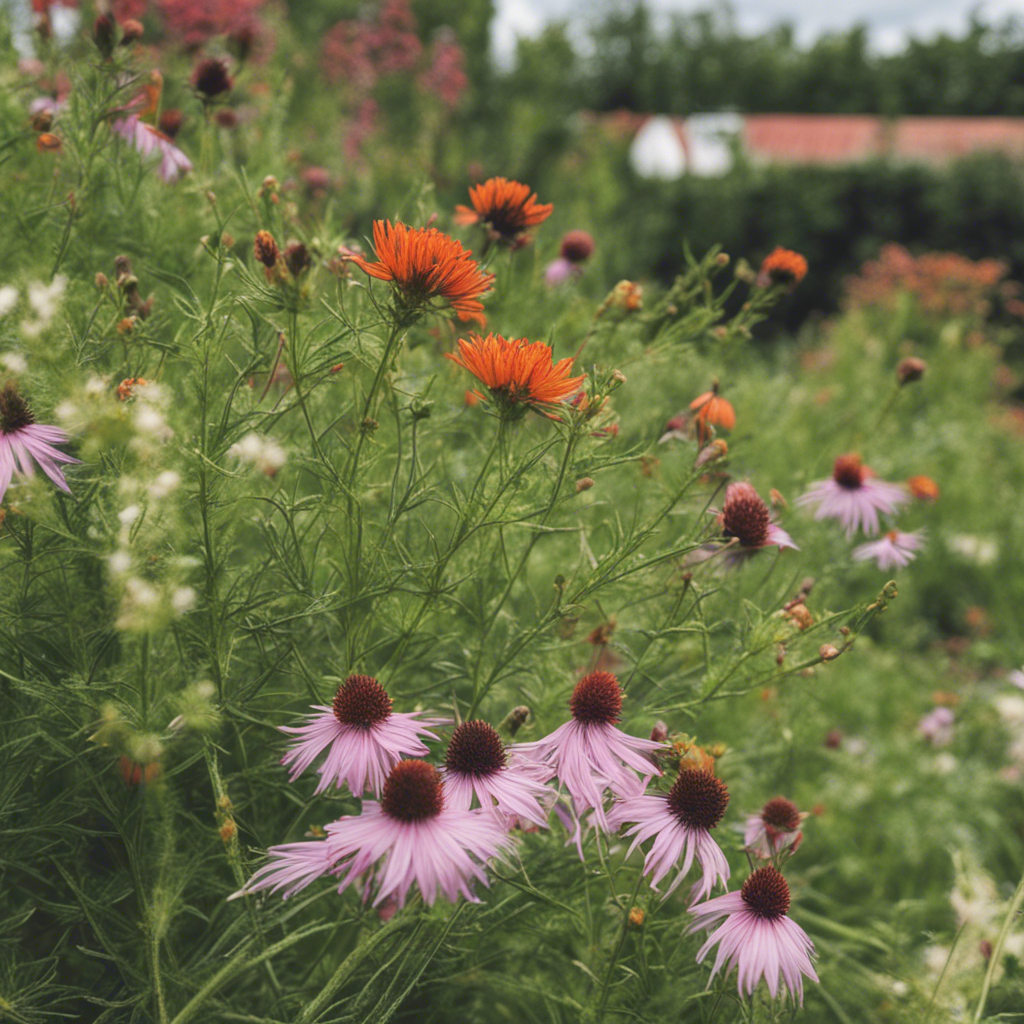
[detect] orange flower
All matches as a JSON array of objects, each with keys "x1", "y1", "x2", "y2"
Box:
[
  {"x1": 454, "y1": 177, "x2": 553, "y2": 243},
  {"x1": 36, "y1": 132, "x2": 62, "y2": 154},
  {"x1": 446, "y1": 333, "x2": 585, "y2": 418},
  {"x1": 907, "y1": 475, "x2": 940, "y2": 500},
  {"x1": 689, "y1": 384, "x2": 735, "y2": 444},
  {"x1": 347, "y1": 220, "x2": 494, "y2": 325},
  {"x1": 757, "y1": 247, "x2": 808, "y2": 290}
]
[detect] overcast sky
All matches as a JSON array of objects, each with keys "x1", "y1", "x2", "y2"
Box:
[{"x1": 492, "y1": 0, "x2": 1024, "y2": 62}]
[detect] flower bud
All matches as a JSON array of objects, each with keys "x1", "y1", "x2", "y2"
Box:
[
  {"x1": 897, "y1": 357, "x2": 927, "y2": 385},
  {"x1": 253, "y1": 230, "x2": 279, "y2": 268},
  {"x1": 575, "y1": 477, "x2": 594, "y2": 493},
  {"x1": 649, "y1": 721, "x2": 668, "y2": 743},
  {"x1": 93, "y1": 15, "x2": 116, "y2": 58},
  {"x1": 628, "y1": 907, "x2": 645, "y2": 928},
  {"x1": 192, "y1": 58, "x2": 233, "y2": 99},
  {"x1": 819, "y1": 644, "x2": 840, "y2": 661},
  {"x1": 120, "y1": 19, "x2": 144, "y2": 44},
  {"x1": 283, "y1": 241, "x2": 311, "y2": 278},
  {"x1": 560, "y1": 230, "x2": 595, "y2": 263}
]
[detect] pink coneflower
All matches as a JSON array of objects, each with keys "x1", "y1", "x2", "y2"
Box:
[
  {"x1": 279, "y1": 674, "x2": 444, "y2": 796},
  {"x1": 442, "y1": 720, "x2": 553, "y2": 828},
  {"x1": 717, "y1": 482, "x2": 797, "y2": 552},
  {"x1": 111, "y1": 117, "x2": 192, "y2": 183},
  {"x1": 513, "y1": 671, "x2": 665, "y2": 833},
  {"x1": 917, "y1": 706, "x2": 954, "y2": 747},
  {"x1": 231, "y1": 759, "x2": 512, "y2": 907},
  {"x1": 797, "y1": 454, "x2": 909, "y2": 539},
  {"x1": 852, "y1": 529, "x2": 924, "y2": 570},
  {"x1": 689, "y1": 866, "x2": 819, "y2": 1003},
  {"x1": 0, "y1": 382, "x2": 79, "y2": 504},
  {"x1": 744, "y1": 797, "x2": 807, "y2": 860},
  {"x1": 608, "y1": 766, "x2": 730, "y2": 902}
]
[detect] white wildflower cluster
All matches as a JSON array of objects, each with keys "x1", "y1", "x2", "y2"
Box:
[
  {"x1": 21, "y1": 275, "x2": 68, "y2": 338},
  {"x1": 920, "y1": 850, "x2": 1024, "y2": 1013},
  {"x1": 946, "y1": 533, "x2": 998, "y2": 567},
  {"x1": 228, "y1": 431, "x2": 287, "y2": 476},
  {"x1": 0, "y1": 351, "x2": 28, "y2": 375},
  {"x1": 167, "y1": 680, "x2": 220, "y2": 734}
]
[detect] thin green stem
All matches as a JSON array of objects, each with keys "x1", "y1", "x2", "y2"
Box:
[{"x1": 973, "y1": 870, "x2": 1024, "y2": 1022}]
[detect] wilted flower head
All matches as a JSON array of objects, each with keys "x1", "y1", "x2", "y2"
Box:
[
  {"x1": 689, "y1": 866, "x2": 818, "y2": 1003},
  {"x1": 347, "y1": 221, "x2": 494, "y2": 325},
  {"x1": 744, "y1": 797, "x2": 807, "y2": 859},
  {"x1": 446, "y1": 333, "x2": 585, "y2": 419},
  {"x1": 797, "y1": 454, "x2": 909, "y2": 539},
  {"x1": 718, "y1": 482, "x2": 797, "y2": 552},
  {"x1": 0, "y1": 382, "x2": 80, "y2": 504},
  {"x1": 455, "y1": 177, "x2": 553, "y2": 244},
  {"x1": 757, "y1": 248, "x2": 808, "y2": 290},
  {"x1": 689, "y1": 383, "x2": 735, "y2": 444},
  {"x1": 852, "y1": 529, "x2": 924, "y2": 570}
]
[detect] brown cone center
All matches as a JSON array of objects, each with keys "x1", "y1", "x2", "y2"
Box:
[
  {"x1": 445, "y1": 720, "x2": 507, "y2": 777},
  {"x1": 0, "y1": 384, "x2": 35, "y2": 434},
  {"x1": 741, "y1": 865, "x2": 791, "y2": 920},
  {"x1": 332, "y1": 674, "x2": 392, "y2": 728},
  {"x1": 833, "y1": 454, "x2": 865, "y2": 490},
  {"x1": 667, "y1": 768, "x2": 730, "y2": 830},
  {"x1": 761, "y1": 797, "x2": 801, "y2": 831},
  {"x1": 380, "y1": 760, "x2": 444, "y2": 822},
  {"x1": 570, "y1": 671, "x2": 622, "y2": 725},
  {"x1": 721, "y1": 487, "x2": 771, "y2": 547}
]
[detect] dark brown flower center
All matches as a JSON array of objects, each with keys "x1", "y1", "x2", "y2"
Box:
[
  {"x1": 484, "y1": 201, "x2": 529, "y2": 238},
  {"x1": 761, "y1": 797, "x2": 800, "y2": 832},
  {"x1": 570, "y1": 671, "x2": 622, "y2": 725},
  {"x1": 721, "y1": 486, "x2": 771, "y2": 547},
  {"x1": 0, "y1": 384, "x2": 35, "y2": 434},
  {"x1": 445, "y1": 720, "x2": 507, "y2": 777},
  {"x1": 380, "y1": 760, "x2": 444, "y2": 822},
  {"x1": 332, "y1": 674, "x2": 392, "y2": 728},
  {"x1": 193, "y1": 58, "x2": 232, "y2": 97},
  {"x1": 667, "y1": 768, "x2": 730, "y2": 830},
  {"x1": 833, "y1": 454, "x2": 865, "y2": 490},
  {"x1": 741, "y1": 865, "x2": 791, "y2": 920}
]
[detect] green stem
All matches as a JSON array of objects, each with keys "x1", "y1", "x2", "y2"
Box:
[
  {"x1": 593, "y1": 870, "x2": 646, "y2": 1023},
  {"x1": 973, "y1": 869, "x2": 1024, "y2": 1022}
]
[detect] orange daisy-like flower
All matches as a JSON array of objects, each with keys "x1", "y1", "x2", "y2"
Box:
[
  {"x1": 454, "y1": 177, "x2": 553, "y2": 244},
  {"x1": 757, "y1": 247, "x2": 808, "y2": 290},
  {"x1": 690, "y1": 384, "x2": 735, "y2": 445},
  {"x1": 446, "y1": 333, "x2": 585, "y2": 419},
  {"x1": 906, "y1": 475, "x2": 940, "y2": 500},
  {"x1": 347, "y1": 220, "x2": 495, "y2": 325}
]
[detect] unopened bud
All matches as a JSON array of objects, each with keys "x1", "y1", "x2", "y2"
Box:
[
  {"x1": 819, "y1": 644, "x2": 840, "y2": 661},
  {"x1": 824, "y1": 729, "x2": 842, "y2": 749},
  {"x1": 628, "y1": 907, "x2": 645, "y2": 927},
  {"x1": 261, "y1": 175, "x2": 279, "y2": 193},
  {"x1": 575, "y1": 477, "x2": 594, "y2": 493},
  {"x1": 360, "y1": 417, "x2": 378, "y2": 434},
  {"x1": 714, "y1": 252, "x2": 730, "y2": 267},
  {"x1": 980, "y1": 940, "x2": 993, "y2": 960},
  {"x1": 36, "y1": 133, "x2": 62, "y2": 154},
  {"x1": 95, "y1": 272, "x2": 109, "y2": 291},
  {"x1": 650, "y1": 721, "x2": 668, "y2": 743},
  {"x1": 30, "y1": 108, "x2": 52, "y2": 132},
  {"x1": 283, "y1": 241, "x2": 311, "y2": 278},
  {"x1": 786, "y1": 603, "x2": 813, "y2": 631},
  {"x1": 93, "y1": 14, "x2": 116, "y2": 58},
  {"x1": 253, "y1": 230, "x2": 279, "y2": 268},
  {"x1": 769, "y1": 488, "x2": 787, "y2": 509},
  {"x1": 120, "y1": 18, "x2": 144, "y2": 44},
  {"x1": 501, "y1": 706, "x2": 530, "y2": 737},
  {"x1": 611, "y1": 370, "x2": 627, "y2": 384},
  {"x1": 219, "y1": 820, "x2": 237, "y2": 843},
  {"x1": 897, "y1": 357, "x2": 927, "y2": 386}
]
